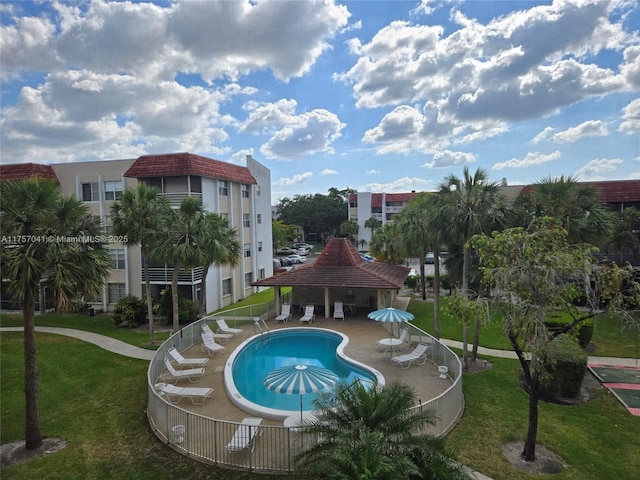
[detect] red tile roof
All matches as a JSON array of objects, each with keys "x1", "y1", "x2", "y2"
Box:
[
  {"x1": 0, "y1": 163, "x2": 59, "y2": 183},
  {"x1": 582, "y1": 180, "x2": 640, "y2": 204},
  {"x1": 253, "y1": 238, "x2": 410, "y2": 289},
  {"x1": 124, "y1": 152, "x2": 256, "y2": 184}
]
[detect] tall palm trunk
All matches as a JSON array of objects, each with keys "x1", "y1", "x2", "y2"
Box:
[
  {"x1": 141, "y1": 247, "x2": 155, "y2": 343},
  {"x1": 23, "y1": 297, "x2": 42, "y2": 450},
  {"x1": 171, "y1": 266, "x2": 180, "y2": 333},
  {"x1": 433, "y1": 248, "x2": 441, "y2": 340}
]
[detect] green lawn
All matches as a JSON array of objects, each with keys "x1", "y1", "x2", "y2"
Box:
[
  {"x1": 408, "y1": 296, "x2": 640, "y2": 358},
  {"x1": 2, "y1": 293, "x2": 639, "y2": 479}
]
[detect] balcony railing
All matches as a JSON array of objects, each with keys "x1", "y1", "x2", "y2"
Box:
[
  {"x1": 143, "y1": 267, "x2": 205, "y2": 283},
  {"x1": 159, "y1": 192, "x2": 203, "y2": 207}
]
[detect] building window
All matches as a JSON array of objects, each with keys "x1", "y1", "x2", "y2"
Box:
[
  {"x1": 109, "y1": 249, "x2": 125, "y2": 269},
  {"x1": 108, "y1": 283, "x2": 126, "y2": 303},
  {"x1": 257, "y1": 213, "x2": 262, "y2": 224},
  {"x1": 243, "y1": 243, "x2": 251, "y2": 258},
  {"x1": 243, "y1": 214, "x2": 250, "y2": 228},
  {"x1": 222, "y1": 278, "x2": 232, "y2": 296},
  {"x1": 82, "y1": 182, "x2": 99, "y2": 202},
  {"x1": 104, "y1": 180, "x2": 122, "y2": 201},
  {"x1": 350, "y1": 201, "x2": 357, "y2": 208},
  {"x1": 259, "y1": 268, "x2": 265, "y2": 280},
  {"x1": 244, "y1": 272, "x2": 252, "y2": 288},
  {"x1": 242, "y1": 184, "x2": 250, "y2": 198},
  {"x1": 258, "y1": 241, "x2": 263, "y2": 252},
  {"x1": 219, "y1": 181, "x2": 228, "y2": 196}
]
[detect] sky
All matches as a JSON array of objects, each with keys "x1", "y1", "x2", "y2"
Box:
[{"x1": 1, "y1": 0, "x2": 639, "y2": 205}]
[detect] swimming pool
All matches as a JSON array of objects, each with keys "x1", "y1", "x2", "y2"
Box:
[{"x1": 224, "y1": 327, "x2": 384, "y2": 420}]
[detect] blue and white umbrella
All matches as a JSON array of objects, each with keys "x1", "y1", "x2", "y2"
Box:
[
  {"x1": 368, "y1": 307, "x2": 414, "y2": 343},
  {"x1": 367, "y1": 307, "x2": 414, "y2": 323},
  {"x1": 264, "y1": 365, "x2": 338, "y2": 421}
]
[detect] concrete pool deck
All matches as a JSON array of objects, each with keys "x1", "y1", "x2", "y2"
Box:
[{"x1": 179, "y1": 312, "x2": 452, "y2": 427}]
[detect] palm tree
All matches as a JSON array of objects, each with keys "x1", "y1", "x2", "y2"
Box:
[
  {"x1": 156, "y1": 198, "x2": 209, "y2": 332},
  {"x1": 296, "y1": 381, "x2": 471, "y2": 480},
  {"x1": 1, "y1": 179, "x2": 111, "y2": 450},
  {"x1": 438, "y1": 167, "x2": 508, "y2": 362},
  {"x1": 197, "y1": 212, "x2": 241, "y2": 317},
  {"x1": 364, "y1": 216, "x2": 382, "y2": 238},
  {"x1": 369, "y1": 223, "x2": 404, "y2": 264},
  {"x1": 514, "y1": 175, "x2": 617, "y2": 245},
  {"x1": 111, "y1": 183, "x2": 171, "y2": 343}
]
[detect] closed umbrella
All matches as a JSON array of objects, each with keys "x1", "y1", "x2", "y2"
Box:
[
  {"x1": 264, "y1": 364, "x2": 338, "y2": 422},
  {"x1": 368, "y1": 307, "x2": 414, "y2": 348}
]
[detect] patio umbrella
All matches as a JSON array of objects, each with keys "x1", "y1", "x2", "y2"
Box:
[
  {"x1": 264, "y1": 364, "x2": 338, "y2": 422},
  {"x1": 368, "y1": 307, "x2": 415, "y2": 343}
]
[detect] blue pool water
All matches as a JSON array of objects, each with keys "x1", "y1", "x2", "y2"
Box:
[{"x1": 231, "y1": 329, "x2": 377, "y2": 413}]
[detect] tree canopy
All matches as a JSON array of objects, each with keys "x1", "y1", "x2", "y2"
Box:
[{"x1": 276, "y1": 190, "x2": 348, "y2": 242}]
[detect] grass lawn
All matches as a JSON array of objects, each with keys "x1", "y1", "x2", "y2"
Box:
[
  {"x1": 446, "y1": 356, "x2": 640, "y2": 480},
  {"x1": 407, "y1": 296, "x2": 640, "y2": 358}
]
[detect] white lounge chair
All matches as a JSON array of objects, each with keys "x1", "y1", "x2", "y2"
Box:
[
  {"x1": 202, "y1": 324, "x2": 233, "y2": 343},
  {"x1": 167, "y1": 346, "x2": 209, "y2": 368},
  {"x1": 377, "y1": 328, "x2": 410, "y2": 353},
  {"x1": 274, "y1": 303, "x2": 292, "y2": 323},
  {"x1": 155, "y1": 382, "x2": 213, "y2": 405},
  {"x1": 201, "y1": 332, "x2": 225, "y2": 356},
  {"x1": 216, "y1": 318, "x2": 243, "y2": 335},
  {"x1": 161, "y1": 357, "x2": 205, "y2": 383},
  {"x1": 391, "y1": 343, "x2": 430, "y2": 369},
  {"x1": 227, "y1": 417, "x2": 263, "y2": 453},
  {"x1": 333, "y1": 301, "x2": 345, "y2": 321},
  {"x1": 299, "y1": 305, "x2": 315, "y2": 324}
]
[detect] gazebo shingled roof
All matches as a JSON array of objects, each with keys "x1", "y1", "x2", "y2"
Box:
[{"x1": 252, "y1": 238, "x2": 410, "y2": 290}]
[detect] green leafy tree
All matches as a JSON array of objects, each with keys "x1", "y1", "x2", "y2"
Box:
[
  {"x1": 364, "y1": 216, "x2": 382, "y2": 238},
  {"x1": 276, "y1": 190, "x2": 347, "y2": 242},
  {"x1": 339, "y1": 219, "x2": 359, "y2": 242},
  {"x1": 296, "y1": 381, "x2": 471, "y2": 480},
  {"x1": 111, "y1": 183, "x2": 172, "y2": 343},
  {"x1": 472, "y1": 217, "x2": 638, "y2": 462},
  {"x1": 445, "y1": 292, "x2": 487, "y2": 369},
  {"x1": 272, "y1": 219, "x2": 299, "y2": 253},
  {"x1": 1, "y1": 179, "x2": 111, "y2": 450},
  {"x1": 438, "y1": 167, "x2": 509, "y2": 361}
]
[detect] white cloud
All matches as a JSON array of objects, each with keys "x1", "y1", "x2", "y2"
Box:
[
  {"x1": 532, "y1": 126, "x2": 555, "y2": 144},
  {"x1": 260, "y1": 109, "x2": 346, "y2": 160},
  {"x1": 493, "y1": 151, "x2": 561, "y2": 170},
  {"x1": 344, "y1": 0, "x2": 637, "y2": 153},
  {"x1": 320, "y1": 169, "x2": 338, "y2": 175},
  {"x1": 423, "y1": 150, "x2": 476, "y2": 168},
  {"x1": 574, "y1": 158, "x2": 624, "y2": 180},
  {"x1": 358, "y1": 176, "x2": 431, "y2": 193},
  {"x1": 619, "y1": 98, "x2": 640, "y2": 134},
  {"x1": 551, "y1": 120, "x2": 608, "y2": 143},
  {"x1": 274, "y1": 172, "x2": 313, "y2": 186},
  {"x1": 366, "y1": 169, "x2": 380, "y2": 175}
]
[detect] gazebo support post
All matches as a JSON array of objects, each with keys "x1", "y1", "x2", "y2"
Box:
[{"x1": 324, "y1": 288, "x2": 330, "y2": 319}]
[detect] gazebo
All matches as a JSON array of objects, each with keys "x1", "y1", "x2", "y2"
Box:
[{"x1": 252, "y1": 238, "x2": 410, "y2": 319}]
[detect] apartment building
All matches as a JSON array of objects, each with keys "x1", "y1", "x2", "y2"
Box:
[
  {"x1": 349, "y1": 180, "x2": 640, "y2": 246},
  {"x1": 1, "y1": 153, "x2": 273, "y2": 313}
]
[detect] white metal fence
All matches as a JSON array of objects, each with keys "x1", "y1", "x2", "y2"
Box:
[{"x1": 147, "y1": 304, "x2": 464, "y2": 472}]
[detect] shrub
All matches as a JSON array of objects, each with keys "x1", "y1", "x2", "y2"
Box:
[
  {"x1": 157, "y1": 288, "x2": 199, "y2": 326},
  {"x1": 541, "y1": 335, "x2": 587, "y2": 400},
  {"x1": 112, "y1": 295, "x2": 147, "y2": 328},
  {"x1": 545, "y1": 317, "x2": 594, "y2": 348}
]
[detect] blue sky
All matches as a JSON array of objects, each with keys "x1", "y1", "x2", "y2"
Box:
[{"x1": 1, "y1": 0, "x2": 639, "y2": 204}]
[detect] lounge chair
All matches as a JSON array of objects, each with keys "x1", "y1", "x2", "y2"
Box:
[
  {"x1": 274, "y1": 303, "x2": 292, "y2": 323},
  {"x1": 377, "y1": 328, "x2": 409, "y2": 353},
  {"x1": 333, "y1": 301, "x2": 345, "y2": 321},
  {"x1": 216, "y1": 318, "x2": 243, "y2": 335},
  {"x1": 201, "y1": 332, "x2": 225, "y2": 356},
  {"x1": 155, "y1": 382, "x2": 213, "y2": 405},
  {"x1": 391, "y1": 343, "x2": 430, "y2": 369},
  {"x1": 167, "y1": 346, "x2": 209, "y2": 368},
  {"x1": 227, "y1": 417, "x2": 263, "y2": 453},
  {"x1": 161, "y1": 357, "x2": 205, "y2": 383},
  {"x1": 299, "y1": 305, "x2": 315, "y2": 324},
  {"x1": 202, "y1": 324, "x2": 233, "y2": 343}
]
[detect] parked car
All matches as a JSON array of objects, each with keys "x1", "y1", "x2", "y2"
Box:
[
  {"x1": 276, "y1": 247, "x2": 296, "y2": 255},
  {"x1": 278, "y1": 256, "x2": 293, "y2": 266},
  {"x1": 293, "y1": 243, "x2": 313, "y2": 255},
  {"x1": 360, "y1": 253, "x2": 375, "y2": 262},
  {"x1": 425, "y1": 253, "x2": 443, "y2": 264},
  {"x1": 273, "y1": 258, "x2": 293, "y2": 274},
  {"x1": 286, "y1": 254, "x2": 306, "y2": 264}
]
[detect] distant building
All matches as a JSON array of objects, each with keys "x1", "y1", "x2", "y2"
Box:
[
  {"x1": 348, "y1": 180, "x2": 640, "y2": 247},
  {"x1": 1, "y1": 153, "x2": 273, "y2": 313}
]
